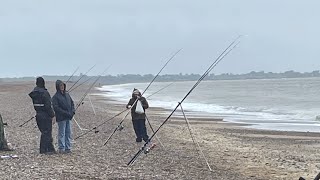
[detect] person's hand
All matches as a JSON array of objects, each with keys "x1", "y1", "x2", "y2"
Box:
[{"x1": 127, "y1": 105, "x2": 132, "y2": 109}]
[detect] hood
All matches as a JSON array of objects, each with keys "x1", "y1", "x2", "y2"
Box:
[
  {"x1": 29, "y1": 86, "x2": 46, "y2": 98},
  {"x1": 132, "y1": 88, "x2": 142, "y2": 98},
  {"x1": 55, "y1": 80, "x2": 66, "y2": 93},
  {"x1": 36, "y1": 77, "x2": 45, "y2": 88}
]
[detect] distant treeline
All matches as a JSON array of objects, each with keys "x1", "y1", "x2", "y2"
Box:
[{"x1": 1, "y1": 70, "x2": 320, "y2": 85}]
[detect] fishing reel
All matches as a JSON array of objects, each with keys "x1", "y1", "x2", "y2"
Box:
[
  {"x1": 143, "y1": 143, "x2": 156, "y2": 154},
  {"x1": 3, "y1": 122, "x2": 8, "y2": 126},
  {"x1": 93, "y1": 127, "x2": 99, "y2": 133},
  {"x1": 117, "y1": 125, "x2": 124, "y2": 131}
]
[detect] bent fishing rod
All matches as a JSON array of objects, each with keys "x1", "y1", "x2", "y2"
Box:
[
  {"x1": 146, "y1": 82, "x2": 174, "y2": 99},
  {"x1": 103, "y1": 49, "x2": 182, "y2": 146},
  {"x1": 75, "y1": 49, "x2": 182, "y2": 141},
  {"x1": 74, "y1": 65, "x2": 111, "y2": 112},
  {"x1": 127, "y1": 36, "x2": 242, "y2": 166},
  {"x1": 68, "y1": 64, "x2": 96, "y2": 91},
  {"x1": 65, "y1": 66, "x2": 80, "y2": 85},
  {"x1": 70, "y1": 66, "x2": 111, "y2": 132},
  {"x1": 68, "y1": 76, "x2": 95, "y2": 93}
]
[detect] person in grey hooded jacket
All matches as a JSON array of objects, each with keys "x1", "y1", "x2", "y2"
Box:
[{"x1": 52, "y1": 80, "x2": 75, "y2": 153}]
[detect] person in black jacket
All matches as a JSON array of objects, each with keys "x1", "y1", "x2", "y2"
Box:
[
  {"x1": 52, "y1": 80, "x2": 75, "y2": 153},
  {"x1": 29, "y1": 77, "x2": 56, "y2": 154},
  {"x1": 126, "y1": 88, "x2": 149, "y2": 142},
  {"x1": 0, "y1": 113, "x2": 11, "y2": 151}
]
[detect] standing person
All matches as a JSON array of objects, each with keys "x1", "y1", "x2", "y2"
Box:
[
  {"x1": 0, "y1": 113, "x2": 12, "y2": 151},
  {"x1": 126, "y1": 88, "x2": 149, "y2": 143},
  {"x1": 29, "y1": 77, "x2": 56, "y2": 154},
  {"x1": 52, "y1": 80, "x2": 75, "y2": 154}
]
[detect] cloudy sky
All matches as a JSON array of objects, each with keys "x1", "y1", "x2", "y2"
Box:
[{"x1": 0, "y1": 0, "x2": 319, "y2": 77}]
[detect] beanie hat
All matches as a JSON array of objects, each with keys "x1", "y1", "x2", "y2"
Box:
[
  {"x1": 36, "y1": 77, "x2": 45, "y2": 88},
  {"x1": 133, "y1": 88, "x2": 140, "y2": 94}
]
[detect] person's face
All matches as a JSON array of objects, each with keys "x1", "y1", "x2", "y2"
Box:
[{"x1": 59, "y1": 83, "x2": 64, "y2": 92}]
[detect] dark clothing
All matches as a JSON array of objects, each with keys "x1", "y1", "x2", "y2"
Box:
[
  {"x1": 29, "y1": 87, "x2": 55, "y2": 118},
  {"x1": 29, "y1": 84, "x2": 55, "y2": 153},
  {"x1": 36, "y1": 77, "x2": 45, "y2": 88},
  {"x1": 126, "y1": 97, "x2": 149, "y2": 120},
  {"x1": 36, "y1": 114, "x2": 55, "y2": 153},
  {"x1": 52, "y1": 80, "x2": 75, "y2": 122},
  {"x1": 126, "y1": 90, "x2": 149, "y2": 142},
  {"x1": 132, "y1": 119, "x2": 149, "y2": 142},
  {"x1": 0, "y1": 113, "x2": 9, "y2": 150}
]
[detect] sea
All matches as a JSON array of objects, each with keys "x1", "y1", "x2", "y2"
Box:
[{"x1": 96, "y1": 77, "x2": 320, "y2": 133}]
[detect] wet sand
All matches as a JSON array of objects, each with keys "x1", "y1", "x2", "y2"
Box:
[{"x1": 1, "y1": 81, "x2": 320, "y2": 179}]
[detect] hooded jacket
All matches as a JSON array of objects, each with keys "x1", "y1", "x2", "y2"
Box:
[
  {"x1": 52, "y1": 80, "x2": 75, "y2": 122},
  {"x1": 126, "y1": 89, "x2": 149, "y2": 120},
  {"x1": 29, "y1": 86, "x2": 55, "y2": 118}
]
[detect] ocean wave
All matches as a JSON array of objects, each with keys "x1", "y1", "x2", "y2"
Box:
[{"x1": 96, "y1": 82, "x2": 320, "y2": 132}]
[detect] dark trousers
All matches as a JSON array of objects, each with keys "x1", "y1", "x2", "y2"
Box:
[
  {"x1": 132, "y1": 119, "x2": 149, "y2": 142},
  {"x1": 36, "y1": 113, "x2": 55, "y2": 153}
]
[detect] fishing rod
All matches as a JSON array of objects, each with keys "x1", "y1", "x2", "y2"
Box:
[
  {"x1": 146, "y1": 82, "x2": 174, "y2": 99},
  {"x1": 74, "y1": 108, "x2": 129, "y2": 140},
  {"x1": 21, "y1": 67, "x2": 82, "y2": 128},
  {"x1": 71, "y1": 66, "x2": 111, "y2": 132},
  {"x1": 127, "y1": 36, "x2": 242, "y2": 166},
  {"x1": 75, "y1": 65, "x2": 111, "y2": 112},
  {"x1": 65, "y1": 66, "x2": 80, "y2": 85},
  {"x1": 19, "y1": 116, "x2": 35, "y2": 127},
  {"x1": 19, "y1": 65, "x2": 95, "y2": 127},
  {"x1": 68, "y1": 64, "x2": 96, "y2": 91},
  {"x1": 68, "y1": 76, "x2": 95, "y2": 93},
  {"x1": 127, "y1": 37, "x2": 241, "y2": 166},
  {"x1": 75, "y1": 79, "x2": 172, "y2": 139},
  {"x1": 130, "y1": 82, "x2": 174, "y2": 148},
  {"x1": 102, "y1": 82, "x2": 173, "y2": 137},
  {"x1": 75, "y1": 50, "x2": 181, "y2": 141},
  {"x1": 103, "y1": 49, "x2": 182, "y2": 146},
  {"x1": 64, "y1": 66, "x2": 86, "y2": 131},
  {"x1": 141, "y1": 49, "x2": 181, "y2": 95}
]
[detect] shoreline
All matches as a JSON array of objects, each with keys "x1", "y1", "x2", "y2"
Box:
[
  {"x1": 1, "y1": 81, "x2": 320, "y2": 179},
  {"x1": 94, "y1": 90, "x2": 320, "y2": 134}
]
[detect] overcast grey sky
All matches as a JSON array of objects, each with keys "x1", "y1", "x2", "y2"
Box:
[{"x1": 0, "y1": 0, "x2": 319, "y2": 77}]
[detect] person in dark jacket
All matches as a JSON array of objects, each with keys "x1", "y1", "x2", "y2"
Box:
[
  {"x1": 126, "y1": 88, "x2": 149, "y2": 142},
  {"x1": 52, "y1": 80, "x2": 75, "y2": 153},
  {"x1": 29, "y1": 77, "x2": 56, "y2": 154},
  {"x1": 0, "y1": 113, "x2": 12, "y2": 151}
]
